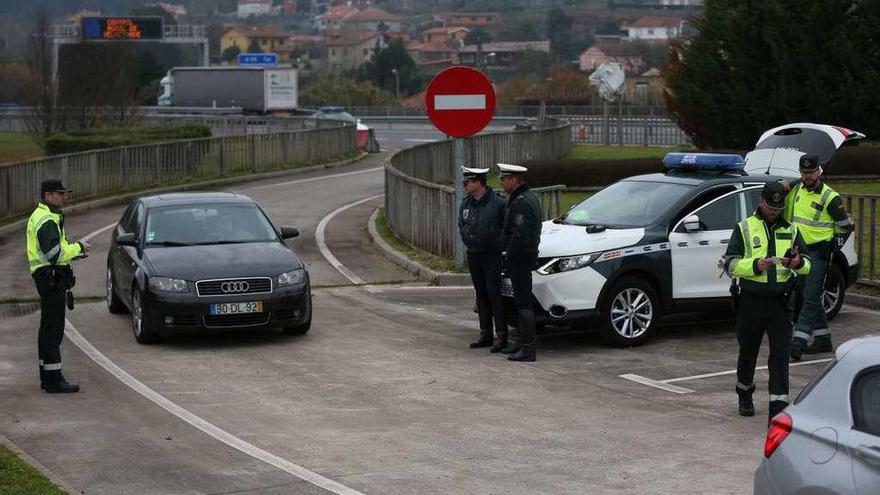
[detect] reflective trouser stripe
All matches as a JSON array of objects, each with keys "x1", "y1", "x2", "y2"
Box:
[
  {"x1": 736, "y1": 382, "x2": 755, "y2": 391},
  {"x1": 43, "y1": 363, "x2": 61, "y2": 371},
  {"x1": 793, "y1": 331, "x2": 813, "y2": 343},
  {"x1": 769, "y1": 394, "x2": 789, "y2": 403},
  {"x1": 812, "y1": 328, "x2": 831, "y2": 337}
]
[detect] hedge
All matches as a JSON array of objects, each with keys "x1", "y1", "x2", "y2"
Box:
[{"x1": 44, "y1": 125, "x2": 212, "y2": 156}]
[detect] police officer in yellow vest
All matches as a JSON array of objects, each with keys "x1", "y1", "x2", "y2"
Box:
[
  {"x1": 26, "y1": 180, "x2": 91, "y2": 393},
  {"x1": 722, "y1": 181, "x2": 810, "y2": 420},
  {"x1": 786, "y1": 154, "x2": 854, "y2": 361}
]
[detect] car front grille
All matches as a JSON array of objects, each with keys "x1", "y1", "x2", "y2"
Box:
[
  {"x1": 203, "y1": 313, "x2": 271, "y2": 328},
  {"x1": 196, "y1": 277, "x2": 272, "y2": 297}
]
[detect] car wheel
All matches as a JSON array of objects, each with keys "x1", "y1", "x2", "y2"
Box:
[
  {"x1": 823, "y1": 263, "x2": 845, "y2": 322},
  {"x1": 106, "y1": 265, "x2": 126, "y2": 314},
  {"x1": 283, "y1": 295, "x2": 312, "y2": 335},
  {"x1": 599, "y1": 276, "x2": 659, "y2": 347},
  {"x1": 131, "y1": 288, "x2": 160, "y2": 344}
]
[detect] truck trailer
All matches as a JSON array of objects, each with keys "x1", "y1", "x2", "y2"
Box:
[{"x1": 158, "y1": 66, "x2": 297, "y2": 113}]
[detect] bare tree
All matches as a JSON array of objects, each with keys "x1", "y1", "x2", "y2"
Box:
[{"x1": 24, "y1": 9, "x2": 62, "y2": 149}]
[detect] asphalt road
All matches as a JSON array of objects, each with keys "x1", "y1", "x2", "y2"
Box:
[{"x1": 1, "y1": 139, "x2": 879, "y2": 495}]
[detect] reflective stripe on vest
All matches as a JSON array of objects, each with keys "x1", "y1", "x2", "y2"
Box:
[
  {"x1": 736, "y1": 216, "x2": 796, "y2": 284},
  {"x1": 790, "y1": 183, "x2": 838, "y2": 245}
]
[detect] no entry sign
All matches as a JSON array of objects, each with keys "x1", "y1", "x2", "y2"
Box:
[{"x1": 425, "y1": 66, "x2": 496, "y2": 138}]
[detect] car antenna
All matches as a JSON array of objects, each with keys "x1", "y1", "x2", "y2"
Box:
[{"x1": 764, "y1": 148, "x2": 778, "y2": 175}]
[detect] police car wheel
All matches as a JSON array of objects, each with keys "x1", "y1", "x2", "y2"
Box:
[
  {"x1": 106, "y1": 265, "x2": 126, "y2": 314},
  {"x1": 131, "y1": 289, "x2": 160, "y2": 344},
  {"x1": 599, "y1": 277, "x2": 658, "y2": 347},
  {"x1": 823, "y1": 264, "x2": 845, "y2": 322}
]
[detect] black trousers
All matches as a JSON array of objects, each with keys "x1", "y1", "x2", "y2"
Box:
[
  {"x1": 507, "y1": 252, "x2": 538, "y2": 352},
  {"x1": 735, "y1": 291, "x2": 792, "y2": 413},
  {"x1": 467, "y1": 250, "x2": 506, "y2": 345},
  {"x1": 34, "y1": 271, "x2": 67, "y2": 385}
]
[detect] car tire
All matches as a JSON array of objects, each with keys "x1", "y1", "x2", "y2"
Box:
[
  {"x1": 823, "y1": 263, "x2": 845, "y2": 322},
  {"x1": 599, "y1": 276, "x2": 659, "y2": 347},
  {"x1": 131, "y1": 288, "x2": 160, "y2": 344},
  {"x1": 283, "y1": 295, "x2": 312, "y2": 335},
  {"x1": 106, "y1": 265, "x2": 126, "y2": 314}
]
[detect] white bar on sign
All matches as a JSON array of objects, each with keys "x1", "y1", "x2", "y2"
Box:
[{"x1": 434, "y1": 94, "x2": 486, "y2": 110}]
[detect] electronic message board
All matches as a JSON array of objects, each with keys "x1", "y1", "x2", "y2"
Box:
[{"x1": 81, "y1": 17, "x2": 164, "y2": 41}]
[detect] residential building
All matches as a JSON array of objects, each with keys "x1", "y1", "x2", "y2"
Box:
[
  {"x1": 622, "y1": 17, "x2": 685, "y2": 41},
  {"x1": 155, "y1": 3, "x2": 187, "y2": 18},
  {"x1": 325, "y1": 29, "x2": 384, "y2": 71},
  {"x1": 65, "y1": 10, "x2": 101, "y2": 22},
  {"x1": 316, "y1": 5, "x2": 402, "y2": 32},
  {"x1": 238, "y1": 0, "x2": 272, "y2": 18},
  {"x1": 433, "y1": 12, "x2": 501, "y2": 28},
  {"x1": 625, "y1": 67, "x2": 665, "y2": 105},
  {"x1": 458, "y1": 41, "x2": 550, "y2": 68},
  {"x1": 407, "y1": 40, "x2": 460, "y2": 73},
  {"x1": 282, "y1": 0, "x2": 298, "y2": 15},
  {"x1": 221, "y1": 25, "x2": 291, "y2": 58},
  {"x1": 579, "y1": 39, "x2": 644, "y2": 74},
  {"x1": 420, "y1": 26, "x2": 469, "y2": 44}
]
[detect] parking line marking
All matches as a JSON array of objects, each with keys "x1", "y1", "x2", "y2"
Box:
[
  {"x1": 315, "y1": 195, "x2": 384, "y2": 293},
  {"x1": 64, "y1": 320, "x2": 364, "y2": 495},
  {"x1": 663, "y1": 358, "x2": 833, "y2": 384},
  {"x1": 619, "y1": 374, "x2": 695, "y2": 394}
]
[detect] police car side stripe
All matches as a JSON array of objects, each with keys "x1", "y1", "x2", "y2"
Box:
[{"x1": 597, "y1": 242, "x2": 669, "y2": 262}]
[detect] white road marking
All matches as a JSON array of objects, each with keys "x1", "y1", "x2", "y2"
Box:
[
  {"x1": 63, "y1": 320, "x2": 364, "y2": 495},
  {"x1": 245, "y1": 167, "x2": 382, "y2": 192},
  {"x1": 81, "y1": 223, "x2": 116, "y2": 243},
  {"x1": 403, "y1": 139, "x2": 437, "y2": 143},
  {"x1": 619, "y1": 374, "x2": 695, "y2": 394},
  {"x1": 315, "y1": 195, "x2": 384, "y2": 294},
  {"x1": 434, "y1": 94, "x2": 486, "y2": 110},
  {"x1": 662, "y1": 358, "x2": 833, "y2": 383}
]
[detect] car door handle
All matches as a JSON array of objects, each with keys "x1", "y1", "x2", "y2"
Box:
[{"x1": 855, "y1": 445, "x2": 880, "y2": 465}]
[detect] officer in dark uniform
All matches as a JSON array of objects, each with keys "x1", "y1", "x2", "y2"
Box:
[
  {"x1": 722, "y1": 181, "x2": 811, "y2": 421},
  {"x1": 26, "y1": 180, "x2": 91, "y2": 393},
  {"x1": 458, "y1": 166, "x2": 508, "y2": 351},
  {"x1": 498, "y1": 163, "x2": 542, "y2": 362}
]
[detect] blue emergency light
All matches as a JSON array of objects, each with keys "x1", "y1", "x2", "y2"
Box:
[{"x1": 663, "y1": 152, "x2": 745, "y2": 171}]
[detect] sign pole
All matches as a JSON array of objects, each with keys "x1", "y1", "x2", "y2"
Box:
[{"x1": 453, "y1": 137, "x2": 465, "y2": 270}]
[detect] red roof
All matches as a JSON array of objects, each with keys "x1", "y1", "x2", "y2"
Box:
[
  {"x1": 317, "y1": 4, "x2": 357, "y2": 21},
  {"x1": 407, "y1": 40, "x2": 459, "y2": 53},
  {"x1": 625, "y1": 17, "x2": 684, "y2": 28},
  {"x1": 347, "y1": 7, "x2": 400, "y2": 22},
  {"x1": 422, "y1": 26, "x2": 469, "y2": 35},
  {"x1": 324, "y1": 29, "x2": 380, "y2": 47}
]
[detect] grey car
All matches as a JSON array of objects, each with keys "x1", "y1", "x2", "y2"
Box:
[{"x1": 754, "y1": 335, "x2": 880, "y2": 494}]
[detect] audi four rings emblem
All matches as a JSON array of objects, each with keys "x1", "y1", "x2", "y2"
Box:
[{"x1": 221, "y1": 281, "x2": 250, "y2": 293}]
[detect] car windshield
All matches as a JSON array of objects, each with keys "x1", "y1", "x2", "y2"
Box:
[
  {"x1": 561, "y1": 180, "x2": 693, "y2": 228},
  {"x1": 144, "y1": 203, "x2": 278, "y2": 247}
]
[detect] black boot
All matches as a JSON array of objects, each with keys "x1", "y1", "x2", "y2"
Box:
[
  {"x1": 470, "y1": 299, "x2": 494, "y2": 349},
  {"x1": 768, "y1": 401, "x2": 788, "y2": 426},
  {"x1": 45, "y1": 376, "x2": 80, "y2": 394},
  {"x1": 508, "y1": 347, "x2": 536, "y2": 362},
  {"x1": 738, "y1": 394, "x2": 755, "y2": 417},
  {"x1": 508, "y1": 309, "x2": 536, "y2": 362},
  {"x1": 489, "y1": 296, "x2": 507, "y2": 353},
  {"x1": 804, "y1": 337, "x2": 833, "y2": 354},
  {"x1": 500, "y1": 344, "x2": 520, "y2": 354},
  {"x1": 790, "y1": 338, "x2": 806, "y2": 362}
]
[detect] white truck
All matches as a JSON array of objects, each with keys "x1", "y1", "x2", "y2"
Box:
[{"x1": 158, "y1": 66, "x2": 298, "y2": 113}]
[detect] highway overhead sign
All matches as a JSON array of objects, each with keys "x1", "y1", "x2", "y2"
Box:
[
  {"x1": 238, "y1": 53, "x2": 279, "y2": 66},
  {"x1": 426, "y1": 66, "x2": 496, "y2": 138}
]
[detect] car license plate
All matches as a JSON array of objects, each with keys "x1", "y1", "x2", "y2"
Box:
[
  {"x1": 209, "y1": 302, "x2": 263, "y2": 315},
  {"x1": 500, "y1": 278, "x2": 514, "y2": 298}
]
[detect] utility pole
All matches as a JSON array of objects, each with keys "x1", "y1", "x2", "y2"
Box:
[{"x1": 391, "y1": 68, "x2": 400, "y2": 100}]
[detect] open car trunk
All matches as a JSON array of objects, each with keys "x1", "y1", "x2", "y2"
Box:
[{"x1": 743, "y1": 123, "x2": 865, "y2": 178}]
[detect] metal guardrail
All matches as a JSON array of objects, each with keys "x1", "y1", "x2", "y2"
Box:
[
  {"x1": 842, "y1": 194, "x2": 880, "y2": 285},
  {"x1": 384, "y1": 119, "x2": 572, "y2": 258},
  {"x1": 0, "y1": 124, "x2": 357, "y2": 222}
]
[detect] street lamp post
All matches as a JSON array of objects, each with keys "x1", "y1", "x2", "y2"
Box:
[{"x1": 391, "y1": 68, "x2": 400, "y2": 100}]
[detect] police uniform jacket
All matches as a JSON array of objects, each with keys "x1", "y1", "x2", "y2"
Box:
[
  {"x1": 502, "y1": 183, "x2": 541, "y2": 255},
  {"x1": 26, "y1": 203, "x2": 83, "y2": 281},
  {"x1": 458, "y1": 186, "x2": 506, "y2": 253},
  {"x1": 784, "y1": 181, "x2": 853, "y2": 260}
]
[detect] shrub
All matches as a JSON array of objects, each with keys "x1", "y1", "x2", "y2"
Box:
[{"x1": 45, "y1": 125, "x2": 211, "y2": 155}]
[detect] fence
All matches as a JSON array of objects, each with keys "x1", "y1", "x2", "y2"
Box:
[
  {"x1": 385, "y1": 119, "x2": 571, "y2": 258},
  {"x1": 842, "y1": 194, "x2": 880, "y2": 285},
  {"x1": 0, "y1": 124, "x2": 356, "y2": 222}
]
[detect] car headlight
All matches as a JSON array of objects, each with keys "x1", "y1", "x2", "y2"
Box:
[
  {"x1": 278, "y1": 268, "x2": 305, "y2": 286},
  {"x1": 148, "y1": 276, "x2": 189, "y2": 292},
  {"x1": 537, "y1": 253, "x2": 601, "y2": 275}
]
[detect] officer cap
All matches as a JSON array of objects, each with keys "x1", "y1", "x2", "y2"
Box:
[
  {"x1": 462, "y1": 166, "x2": 489, "y2": 179},
  {"x1": 41, "y1": 179, "x2": 72, "y2": 194},
  {"x1": 799, "y1": 153, "x2": 820, "y2": 172},
  {"x1": 498, "y1": 163, "x2": 528, "y2": 177},
  {"x1": 761, "y1": 181, "x2": 787, "y2": 210}
]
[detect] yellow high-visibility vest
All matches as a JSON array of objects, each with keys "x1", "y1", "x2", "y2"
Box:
[
  {"x1": 730, "y1": 215, "x2": 810, "y2": 284},
  {"x1": 786, "y1": 183, "x2": 839, "y2": 245},
  {"x1": 26, "y1": 203, "x2": 82, "y2": 273}
]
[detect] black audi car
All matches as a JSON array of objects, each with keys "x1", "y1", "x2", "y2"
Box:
[{"x1": 106, "y1": 192, "x2": 311, "y2": 343}]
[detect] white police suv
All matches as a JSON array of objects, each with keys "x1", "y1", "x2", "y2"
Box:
[{"x1": 523, "y1": 123, "x2": 863, "y2": 347}]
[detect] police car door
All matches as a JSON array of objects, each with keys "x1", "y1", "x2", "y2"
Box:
[{"x1": 669, "y1": 188, "x2": 755, "y2": 299}]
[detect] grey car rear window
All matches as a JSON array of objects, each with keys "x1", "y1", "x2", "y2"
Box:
[
  {"x1": 852, "y1": 367, "x2": 880, "y2": 436},
  {"x1": 794, "y1": 359, "x2": 838, "y2": 405}
]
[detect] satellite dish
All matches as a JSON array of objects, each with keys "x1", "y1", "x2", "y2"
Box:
[{"x1": 589, "y1": 62, "x2": 626, "y2": 102}]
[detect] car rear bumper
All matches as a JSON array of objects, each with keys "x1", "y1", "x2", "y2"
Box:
[
  {"x1": 753, "y1": 461, "x2": 779, "y2": 495},
  {"x1": 144, "y1": 284, "x2": 310, "y2": 331}
]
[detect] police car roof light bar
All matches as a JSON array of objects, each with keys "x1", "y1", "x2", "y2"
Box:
[{"x1": 662, "y1": 152, "x2": 745, "y2": 172}]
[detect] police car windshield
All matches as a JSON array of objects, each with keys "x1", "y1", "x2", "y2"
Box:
[
  {"x1": 563, "y1": 180, "x2": 693, "y2": 228},
  {"x1": 144, "y1": 203, "x2": 279, "y2": 246}
]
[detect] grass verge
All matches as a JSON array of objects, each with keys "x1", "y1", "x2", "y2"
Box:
[
  {"x1": 374, "y1": 209, "x2": 465, "y2": 273},
  {"x1": 0, "y1": 444, "x2": 67, "y2": 495},
  {"x1": 567, "y1": 144, "x2": 694, "y2": 160},
  {"x1": 0, "y1": 132, "x2": 44, "y2": 164}
]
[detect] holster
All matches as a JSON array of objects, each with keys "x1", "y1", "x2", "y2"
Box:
[{"x1": 729, "y1": 279, "x2": 740, "y2": 312}]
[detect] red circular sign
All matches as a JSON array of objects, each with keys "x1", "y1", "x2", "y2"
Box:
[{"x1": 425, "y1": 66, "x2": 496, "y2": 138}]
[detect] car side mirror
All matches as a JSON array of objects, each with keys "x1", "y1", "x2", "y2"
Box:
[
  {"x1": 116, "y1": 232, "x2": 137, "y2": 246},
  {"x1": 683, "y1": 215, "x2": 701, "y2": 233},
  {"x1": 280, "y1": 226, "x2": 300, "y2": 239}
]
